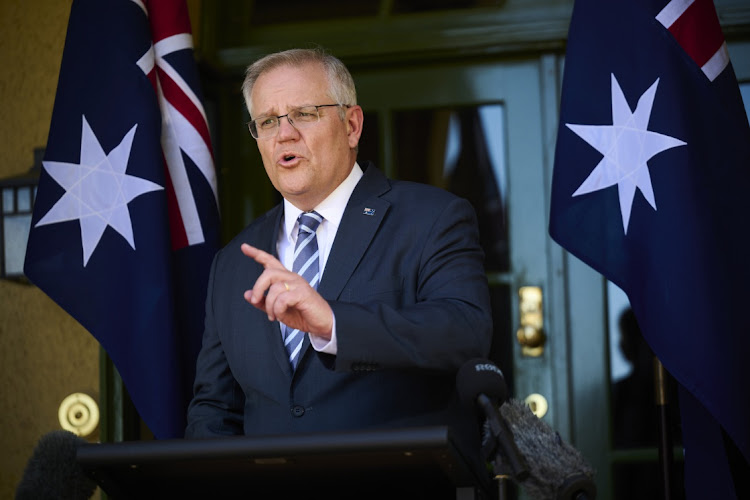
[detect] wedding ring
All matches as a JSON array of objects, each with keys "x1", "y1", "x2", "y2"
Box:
[{"x1": 284, "y1": 282, "x2": 290, "y2": 291}]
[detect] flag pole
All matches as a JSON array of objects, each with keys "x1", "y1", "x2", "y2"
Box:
[{"x1": 654, "y1": 357, "x2": 675, "y2": 500}]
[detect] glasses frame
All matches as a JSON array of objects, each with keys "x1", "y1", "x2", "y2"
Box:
[{"x1": 248, "y1": 103, "x2": 350, "y2": 139}]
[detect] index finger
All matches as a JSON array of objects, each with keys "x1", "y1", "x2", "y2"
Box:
[{"x1": 241, "y1": 243, "x2": 286, "y2": 270}]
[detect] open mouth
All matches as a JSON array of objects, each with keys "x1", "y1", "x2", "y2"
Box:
[
  {"x1": 276, "y1": 146, "x2": 304, "y2": 165},
  {"x1": 278, "y1": 153, "x2": 301, "y2": 166}
]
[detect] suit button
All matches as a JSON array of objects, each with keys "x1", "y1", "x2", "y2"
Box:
[{"x1": 291, "y1": 405, "x2": 305, "y2": 418}]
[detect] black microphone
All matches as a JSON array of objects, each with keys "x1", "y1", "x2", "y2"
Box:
[
  {"x1": 456, "y1": 358, "x2": 530, "y2": 481},
  {"x1": 457, "y1": 359, "x2": 597, "y2": 500},
  {"x1": 15, "y1": 430, "x2": 97, "y2": 500}
]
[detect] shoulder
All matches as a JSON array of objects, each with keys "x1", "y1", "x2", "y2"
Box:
[
  {"x1": 359, "y1": 161, "x2": 465, "y2": 207},
  {"x1": 383, "y1": 177, "x2": 474, "y2": 221},
  {"x1": 387, "y1": 177, "x2": 459, "y2": 203}
]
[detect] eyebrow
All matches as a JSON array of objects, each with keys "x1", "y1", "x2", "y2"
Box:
[{"x1": 255, "y1": 104, "x2": 318, "y2": 118}]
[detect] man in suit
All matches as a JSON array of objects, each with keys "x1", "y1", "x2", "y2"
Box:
[{"x1": 186, "y1": 48, "x2": 493, "y2": 443}]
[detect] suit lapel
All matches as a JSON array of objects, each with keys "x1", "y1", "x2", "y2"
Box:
[{"x1": 317, "y1": 164, "x2": 391, "y2": 301}]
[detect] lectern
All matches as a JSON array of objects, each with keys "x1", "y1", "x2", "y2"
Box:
[{"x1": 77, "y1": 426, "x2": 495, "y2": 499}]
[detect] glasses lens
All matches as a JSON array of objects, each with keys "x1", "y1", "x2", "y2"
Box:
[
  {"x1": 257, "y1": 116, "x2": 281, "y2": 138},
  {"x1": 290, "y1": 106, "x2": 320, "y2": 125},
  {"x1": 250, "y1": 105, "x2": 336, "y2": 138}
]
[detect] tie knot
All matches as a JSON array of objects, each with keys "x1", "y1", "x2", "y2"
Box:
[{"x1": 297, "y1": 211, "x2": 323, "y2": 235}]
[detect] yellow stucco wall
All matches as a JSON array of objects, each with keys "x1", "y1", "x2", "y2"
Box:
[{"x1": 0, "y1": 1, "x2": 101, "y2": 498}]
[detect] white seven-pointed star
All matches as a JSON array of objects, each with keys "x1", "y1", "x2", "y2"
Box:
[
  {"x1": 567, "y1": 74, "x2": 687, "y2": 234},
  {"x1": 36, "y1": 116, "x2": 163, "y2": 266}
]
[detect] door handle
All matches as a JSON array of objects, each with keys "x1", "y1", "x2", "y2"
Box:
[{"x1": 516, "y1": 286, "x2": 546, "y2": 357}]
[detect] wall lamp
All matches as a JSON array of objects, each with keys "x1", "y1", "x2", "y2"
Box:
[{"x1": 0, "y1": 148, "x2": 41, "y2": 282}]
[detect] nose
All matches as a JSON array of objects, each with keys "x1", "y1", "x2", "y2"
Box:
[{"x1": 276, "y1": 114, "x2": 299, "y2": 140}]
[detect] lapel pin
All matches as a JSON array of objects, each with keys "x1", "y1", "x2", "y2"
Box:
[{"x1": 363, "y1": 207, "x2": 376, "y2": 216}]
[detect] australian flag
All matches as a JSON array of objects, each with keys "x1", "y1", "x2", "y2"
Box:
[
  {"x1": 550, "y1": 0, "x2": 750, "y2": 497},
  {"x1": 24, "y1": 0, "x2": 220, "y2": 439}
]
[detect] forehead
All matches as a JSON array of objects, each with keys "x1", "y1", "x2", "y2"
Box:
[{"x1": 251, "y1": 62, "x2": 330, "y2": 115}]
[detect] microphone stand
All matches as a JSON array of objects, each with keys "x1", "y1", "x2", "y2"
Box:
[
  {"x1": 477, "y1": 394, "x2": 529, "y2": 500},
  {"x1": 481, "y1": 438, "x2": 512, "y2": 500},
  {"x1": 654, "y1": 357, "x2": 675, "y2": 500}
]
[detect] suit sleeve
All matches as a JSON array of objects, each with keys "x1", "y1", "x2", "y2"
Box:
[
  {"x1": 328, "y1": 196, "x2": 493, "y2": 372},
  {"x1": 185, "y1": 255, "x2": 245, "y2": 438}
]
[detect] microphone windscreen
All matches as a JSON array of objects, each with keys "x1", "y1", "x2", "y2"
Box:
[
  {"x1": 15, "y1": 430, "x2": 97, "y2": 500},
  {"x1": 500, "y1": 399, "x2": 596, "y2": 500},
  {"x1": 456, "y1": 358, "x2": 509, "y2": 409}
]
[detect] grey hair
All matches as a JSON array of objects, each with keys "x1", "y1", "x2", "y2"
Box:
[{"x1": 242, "y1": 48, "x2": 357, "y2": 119}]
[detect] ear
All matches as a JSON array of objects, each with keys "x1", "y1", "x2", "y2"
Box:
[{"x1": 345, "y1": 105, "x2": 364, "y2": 149}]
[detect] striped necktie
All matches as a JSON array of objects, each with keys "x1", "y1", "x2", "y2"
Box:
[{"x1": 283, "y1": 211, "x2": 323, "y2": 369}]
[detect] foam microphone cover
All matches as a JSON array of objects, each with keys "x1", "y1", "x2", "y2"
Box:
[
  {"x1": 500, "y1": 399, "x2": 597, "y2": 500},
  {"x1": 456, "y1": 358, "x2": 509, "y2": 409},
  {"x1": 15, "y1": 430, "x2": 97, "y2": 500}
]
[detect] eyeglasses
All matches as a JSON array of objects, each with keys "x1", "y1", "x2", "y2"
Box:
[{"x1": 248, "y1": 104, "x2": 350, "y2": 139}]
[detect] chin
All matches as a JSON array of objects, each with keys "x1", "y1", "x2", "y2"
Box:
[
  {"x1": 279, "y1": 184, "x2": 313, "y2": 203},
  {"x1": 271, "y1": 173, "x2": 303, "y2": 192}
]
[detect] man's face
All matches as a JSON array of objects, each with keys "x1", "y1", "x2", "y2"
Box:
[{"x1": 249, "y1": 62, "x2": 363, "y2": 211}]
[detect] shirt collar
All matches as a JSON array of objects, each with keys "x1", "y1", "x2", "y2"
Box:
[{"x1": 282, "y1": 161, "x2": 364, "y2": 242}]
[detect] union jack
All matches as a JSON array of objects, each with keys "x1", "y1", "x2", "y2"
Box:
[{"x1": 137, "y1": 0, "x2": 218, "y2": 249}]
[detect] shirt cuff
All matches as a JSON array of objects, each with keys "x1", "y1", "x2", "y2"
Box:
[{"x1": 309, "y1": 313, "x2": 337, "y2": 355}]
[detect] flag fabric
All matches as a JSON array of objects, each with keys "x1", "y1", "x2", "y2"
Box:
[
  {"x1": 549, "y1": 0, "x2": 750, "y2": 497},
  {"x1": 24, "y1": 0, "x2": 219, "y2": 439}
]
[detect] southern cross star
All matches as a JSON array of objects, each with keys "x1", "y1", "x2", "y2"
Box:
[
  {"x1": 567, "y1": 74, "x2": 687, "y2": 233},
  {"x1": 36, "y1": 116, "x2": 163, "y2": 266}
]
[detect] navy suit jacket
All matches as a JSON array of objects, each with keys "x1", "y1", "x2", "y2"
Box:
[{"x1": 186, "y1": 162, "x2": 493, "y2": 438}]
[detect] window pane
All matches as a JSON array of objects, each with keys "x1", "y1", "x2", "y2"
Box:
[
  {"x1": 393, "y1": 104, "x2": 509, "y2": 272},
  {"x1": 3, "y1": 214, "x2": 31, "y2": 276},
  {"x1": 17, "y1": 186, "x2": 32, "y2": 212},
  {"x1": 2, "y1": 188, "x2": 13, "y2": 214}
]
